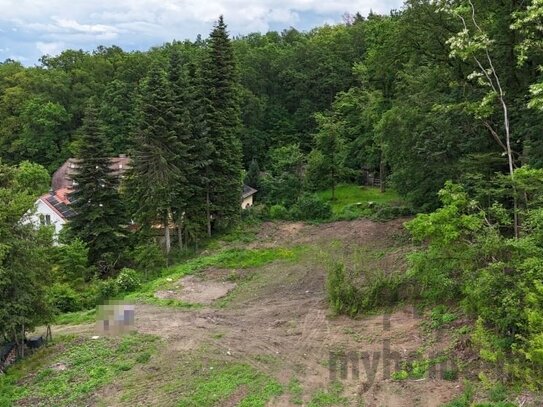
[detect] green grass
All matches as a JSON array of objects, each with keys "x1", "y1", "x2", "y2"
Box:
[
  {"x1": 316, "y1": 184, "x2": 401, "y2": 215},
  {"x1": 125, "y1": 246, "x2": 304, "y2": 306},
  {"x1": 307, "y1": 381, "x2": 348, "y2": 406},
  {"x1": 176, "y1": 363, "x2": 282, "y2": 406},
  {"x1": 54, "y1": 308, "x2": 96, "y2": 325},
  {"x1": 0, "y1": 333, "x2": 160, "y2": 407},
  {"x1": 288, "y1": 378, "x2": 303, "y2": 405}
]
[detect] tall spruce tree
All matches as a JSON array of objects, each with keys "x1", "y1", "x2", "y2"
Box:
[
  {"x1": 167, "y1": 50, "x2": 194, "y2": 248},
  {"x1": 69, "y1": 101, "x2": 126, "y2": 275},
  {"x1": 184, "y1": 61, "x2": 214, "y2": 239},
  {"x1": 203, "y1": 16, "x2": 243, "y2": 233},
  {"x1": 125, "y1": 63, "x2": 182, "y2": 254}
]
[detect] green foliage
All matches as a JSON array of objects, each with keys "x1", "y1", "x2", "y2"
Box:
[
  {"x1": 326, "y1": 262, "x2": 407, "y2": 317},
  {"x1": 0, "y1": 161, "x2": 55, "y2": 343},
  {"x1": 130, "y1": 242, "x2": 167, "y2": 278},
  {"x1": 53, "y1": 238, "x2": 90, "y2": 283},
  {"x1": 13, "y1": 161, "x2": 50, "y2": 195},
  {"x1": 261, "y1": 144, "x2": 305, "y2": 206},
  {"x1": 202, "y1": 16, "x2": 243, "y2": 231},
  {"x1": 96, "y1": 279, "x2": 120, "y2": 303},
  {"x1": 429, "y1": 305, "x2": 458, "y2": 329},
  {"x1": 305, "y1": 112, "x2": 347, "y2": 195},
  {"x1": 316, "y1": 185, "x2": 402, "y2": 215},
  {"x1": 115, "y1": 268, "x2": 141, "y2": 292},
  {"x1": 54, "y1": 309, "x2": 96, "y2": 325},
  {"x1": 245, "y1": 158, "x2": 261, "y2": 190},
  {"x1": 68, "y1": 101, "x2": 127, "y2": 273},
  {"x1": 47, "y1": 283, "x2": 82, "y2": 313},
  {"x1": 406, "y1": 171, "x2": 543, "y2": 389},
  {"x1": 290, "y1": 194, "x2": 332, "y2": 221},
  {"x1": 0, "y1": 333, "x2": 159, "y2": 406},
  {"x1": 269, "y1": 204, "x2": 289, "y2": 220},
  {"x1": 288, "y1": 378, "x2": 303, "y2": 405}
]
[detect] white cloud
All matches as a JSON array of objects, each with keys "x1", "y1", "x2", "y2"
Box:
[
  {"x1": 0, "y1": 0, "x2": 403, "y2": 63},
  {"x1": 36, "y1": 41, "x2": 65, "y2": 56}
]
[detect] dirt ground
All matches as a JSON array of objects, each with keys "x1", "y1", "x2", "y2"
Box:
[{"x1": 55, "y1": 219, "x2": 462, "y2": 407}]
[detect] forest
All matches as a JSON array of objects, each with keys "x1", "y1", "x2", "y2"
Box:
[{"x1": 3, "y1": 0, "x2": 543, "y2": 404}]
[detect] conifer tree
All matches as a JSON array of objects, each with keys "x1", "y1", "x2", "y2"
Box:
[
  {"x1": 125, "y1": 63, "x2": 181, "y2": 254},
  {"x1": 69, "y1": 100, "x2": 126, "y2": 274},
  {"x1": 203, "y1": 16, "x2": 243, "y2": 232},
  {"x1": 184, "y1": 61, "x2": 214, "y2": 239},
  {"x1": 167, "y1": 50, "x2": 194, "y2": 248},
  {"x1": 245, "y1": 158, "x2": 261, "y2": 190}
]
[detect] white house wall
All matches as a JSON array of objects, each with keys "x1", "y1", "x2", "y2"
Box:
[{"x1": 25, "y1": 199, "x2": 67, "y2": 237}]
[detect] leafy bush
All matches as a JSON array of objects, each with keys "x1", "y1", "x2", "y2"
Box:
[
  {"x1": 116, "y1": 268, "x2": 141, "y2": 292},
  {"x1": 406, "y1": 175, "x2": 543, "y2": 389},
  {"x1": 327, "y1": 262, "x2": 408, "y2": 316},
  {"x1": 54, "y1": 238, "x2": 91, "y2": 283},
  {"x1": 269, "y1": 204, "x2": 289, "y2": 220},
  {"x1": 48, "y1": 283, "x2": 82, "y2": 313},
  {"x1": 334, "y1": 201, "x2": 412, "y2": 221},
  {"x1": 290, "y1": 194, "x2": 332, "y2": 221},
  {"x1": 371, "y1": 204, "x2": 413, "y2": 221},
  {"x1": 96, "y1": 279, "x2": 119, "y2": 303},
  {"x1": 131, "y1": 243, "x2": 166, "y2": 278}
]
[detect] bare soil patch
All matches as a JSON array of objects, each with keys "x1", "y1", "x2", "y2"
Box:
[{"x1": 155, "y1": 275, "x2": 237, "y2": 304}]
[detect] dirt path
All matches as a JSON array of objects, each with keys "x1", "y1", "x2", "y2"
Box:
[{"x1": 56, "y1": 219, "x2": 461, "y2": 406}]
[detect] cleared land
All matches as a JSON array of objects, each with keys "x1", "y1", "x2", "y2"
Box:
[{"x1": 2, "y1": 218, "x2": 466, "y2": 407}]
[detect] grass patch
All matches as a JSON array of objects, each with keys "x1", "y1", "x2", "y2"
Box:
[
  {"x1": 54, "y1": 309, "x2": 96, "y2": 325},
  {"x1": 308, "y1": 381, "x2": 348, "y2": 406},
  {"x1": 316, "y1": 185, "x2": 401, "y2": 214},
  {"x1": 288, "y1": 378, "x2": 303, "y2": 405},
  {"x1": 176, "y1": 363, "x2": 282, "y2": 406},
  {"x1": 0, "y1": 333, "x2": 159, "y2": 407}
]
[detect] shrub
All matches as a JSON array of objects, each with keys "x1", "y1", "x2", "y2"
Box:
[
  {"x1": 269, "y1": 204, "x2": 289, "y2": 220},
  {"x1": 48, "y1": 283, "x2": 82, "y2": 313},
  {"x1": 290, "y1": 194, "x2": 332, "y2": 221},
  {"x1": 54, "y1": 238, "x2": 90, "y2": 283},
  {"x1": 370, "y1": 204, "x2": 413, "y2": 221},
  {"x1": 96, "y1": 279, "x2": 119, "y2": 303},
  {"x1": 327, "y1": 262, "x2": 408, "y2": 316},
  {"x1": 131, "y1": 243, "x2": 166, "y2": 278},
  {"x1": 116, "y1": 268, "x2": 141, "y2": 292}
]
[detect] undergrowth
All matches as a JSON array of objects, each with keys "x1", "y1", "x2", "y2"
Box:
[
  {"x1": 176, "y1": 362, "x2": 282, "y2": 406},
  {"x1": 0, "y1": 332, "x2": 160, "y2": 407}
]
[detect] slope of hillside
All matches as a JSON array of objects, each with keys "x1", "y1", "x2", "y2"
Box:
[{"x1": 2, "y1": 219, "x2": 477, "y2": 406}]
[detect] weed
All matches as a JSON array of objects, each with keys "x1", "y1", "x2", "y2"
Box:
[
  {"x1": 308, "y1": 381, "x2": 348, "y2": 406},
  {"x1": 176, "y1": 363, "x2": 282, "y2": 407},
  {"x1": 0, "y1": 333, "x2": 159, "y2": 407},
  {"x1": 288, "y1": 378, "x2": 303, "y2": 405},
  {"x1": 54, "y1": 308, "x2": 96, "y2": 325}
]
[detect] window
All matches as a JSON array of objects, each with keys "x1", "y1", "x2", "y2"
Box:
[{"x1": 40, "y1": 214, "x2": 52, "y2": 226}]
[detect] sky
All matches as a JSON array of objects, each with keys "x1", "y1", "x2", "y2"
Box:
[{"x1": 0, "y1": 0, "x2": 403, "y2": 65}]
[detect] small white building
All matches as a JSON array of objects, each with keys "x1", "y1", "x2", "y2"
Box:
[
  {"x1": 241, "y1": 185, "x2": 257, "y2": 209},
  {"x1": 25, "y1": 188, "x2": 74, "y2": 238}
]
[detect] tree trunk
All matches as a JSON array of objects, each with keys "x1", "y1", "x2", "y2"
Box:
[
  {"x1": 177, "y1": 221, "x2": 183, "y2": 250},
  {"x1": 206, "y1": 187, "x2": 212, "y2": 237},
  {"x1": 164, "y1": 213, "x2": 171, "y2": 255},
  {"x1": 21, "y1": 325, "x2": 25, "y2": 358},
  {"x1": 380, "y1": 153, "x2": 386, "y2": 193}
]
